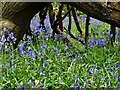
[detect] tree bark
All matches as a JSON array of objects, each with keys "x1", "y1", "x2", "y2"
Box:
[
  {"x1": 0, "y1": 2, "x2": 50, "y2": 47},
  {"x1": 67, "y1": 2, "x2": 120, "y2": 28}
]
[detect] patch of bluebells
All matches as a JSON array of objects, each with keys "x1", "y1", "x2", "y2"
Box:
[
  {"x1": 1, "y1": 12, "x2": 119, "y2": 89},
  {"x1": 70, "y1": 76, "x2": 81, "y2": 89},
  {"x1": 0, "y1": 28, "x2": 17, "y2": 53},
  {"x1": 54, "y1": 34, "x2": 65, "y2": 41},
  {"x1": 18, "y1": 37, "x2": 36, "y2": 60},
  {"x1": 30, "y1": 13, "x2": 53, "y2": 40},
  {"x1": 89, "y1": 36, "x2": 106, "y2": 47},
  {"x1": 89, "y1": 65, "x2": 98, "y2": 75}
]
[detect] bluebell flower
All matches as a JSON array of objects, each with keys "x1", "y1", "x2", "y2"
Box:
[
  {"x1": 39, "y1": 82, "x2": 43, "y2": 88},
  {"x1": 54, "y1": 47, "x2": 58, "y2": 53},
  {"x1": 113, "y1": 75, "x2": 118, "y2": 81},
  {"x1": 117, "y1": 30, "x2": 120, "y2": 40},
  {"x1": 118, "y1": 82, "x2": 120, "y2": 89},
  {"x1": 26, "y1": 35, "x2": 31, "y2": 42},
  {"x1": 89, "y1": 70, "x2": 93, "y2": 75},
  {"x1": 42, "y1": 68, "x2": 45, "y2": 72},
  {"x1": 8, "y1": 33, "x2": 14, "y2": 39},
  {"x1": 43, "y1": 34, "x2": 49, "y2": 40},
  {"x1": 73, "y1": 59, "x2": 76, "y2": 64},
  {"x1": 1, "y1": 35, "x2": 6, "y2": 43},
  {"x1": 40, "y1": 44, "x2": 47, "y2": 49},
  {"x1": 85, "y1": 81, "x2": 89, "y2": 86},
  {"x1": 17, "y1": 84, "x2": 26, "y2": 89},
  {"x1": 114, "y1": 62, "x2": 120, "y2": 70},
  {"x1": 70, "y1": 81, "x2": 79, "y2": 88},
  {"x1": 109, "y1": 34, "x2": 113, "y2": 38},
  {"x1": 19, "y1": 41, "x2": 26, "y2": 56},
  {"x1": 21, "y1": 50, "x2": 26, "y2": 56},
  {"x1": 28, "y1": 51, "x2": 35, "y2": 60},
  {"x1": 19, "y1": 41, "x2": 26, "y2": 51},
  {"x1": 83, "y1": 64, "x2": 86, "y2": 68},
  {"x1": 89, "y1": 36, "x2": 96, "y2": 47},
  {"x1": 43, "y1": 62, "x2": 47, "y2": 67},
  {"x1": 41, "y1": 50, "x2": 45, "y2": 58},
  {"x1": 66, "y1": 52, "x2": 72, "y2": 60},
  {"x1": 27, "y1": 81, "x2": 35, "y2": 88},
  {"x1": 64, "y1": 45, "x2": 68, "y2": 51},
  {"x1": 109, "y1": 68, "x2": 112, "y2": 73},
  {"x1": 96, "y1": 38, "x2": 106, "y2": 47},
  {"x1": 5, "y1": 45, "x2": 10, "y2": 52},
  {"x1": 97, "y1": 22, "x2": 101, "y2": 27}
]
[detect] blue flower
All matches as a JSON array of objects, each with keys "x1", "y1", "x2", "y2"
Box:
[
  {"x1": 19, "y1": 41, "x2": 26, "y2": 56},
  {"x1": 27, "y1": 81, "x2": 35, "y2": 88},
  {"x1": 8, "y1": 33, "x2": 14, "y2": 39},
  {"x1": 114, "y1": 62, "x2": 120, "y2": 70},
  {"x1": 70, "y1": 81, "x2": 79, "y2": 88},
  {"x1": 66, "y1": 52, "x2": 69, "y2": 56},
  {"x1": 85, "y1": 81, "x2": 89, "y2": 86},
  {"x1": 64, "y1": 45, "x2": 68, "y2": 51},
  {"x1": 19, "y1": 41, "x2": 26, "y2": 51},
  {"x1": 1, "y1": 35, "x2": 6, "y2": 43},
  {"x1": 54, "y1": 47, "x2": 58, "y2": 53},
  {"x1": 109, "y1": 68, "x2": 112, "y2": 73},
  {"x1": 40, "y1": 44, "x2": 47, "y2": 49},
  {"x1": 28, "y1": 51, "x2": 35, "y2": 60},
  {"x1": 117, "y1": 30, "x2": 120, "y2": 40},
  {"x1": 41, "y1": 50, "x2": 45, "y2": 58},
  {"x1": 26, "y1": 35, "x2": 31, "y2": 42},
  {"x1": 89, "y1": 36, "x2": 96, "y2": 47},
  {"x1": 118, "y1": 82, "x2": 120, "y2": 88},
  {"x1": 89, "y1": 70, "x2": 93, "y2": 75},
  {"x1": 43, "y1": 62, "x2": 47, "y2": 67},
  {"x1": 96, "y1": 38, "x2": 106, "y2": 47},
  {"x1": 113, "y1": 75, "x2": 118, "y2": 81}
]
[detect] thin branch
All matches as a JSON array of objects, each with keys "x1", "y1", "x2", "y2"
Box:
[
  {"x1": 85, "y1": 15, "x2": 90, "y2": 46},
  {"x1": 110, "y1": 25, "x2": 116, "y2": 46},
  {"x1": 54, "y1": 9, "x2": 71, "y2": 27},
  {"x1": 72, "y1": 7, "x2": 83, "y2": 35},
  {"x1": 56, "y1": 3, "x2": 64, "y2": 31},
  {"x1": 48, "y1": 4, "x2": 72, "y2": 46},
  {"x1": 39, "y1": 7, "x2": 48, "y2": 29}
]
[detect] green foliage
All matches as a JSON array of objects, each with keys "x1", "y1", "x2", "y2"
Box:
[{"x1": 0, "y1": 14, "x2": 120, "y2": 89}]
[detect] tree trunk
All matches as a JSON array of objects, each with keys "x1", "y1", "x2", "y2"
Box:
[
  {"x1": 67, "y1": 2, "x2": 120, "y2": 28},
  {"x1": 0, "y1": 2, "x2": 50, "y2": 47}
]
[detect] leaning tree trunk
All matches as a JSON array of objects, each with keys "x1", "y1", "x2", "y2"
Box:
[
  {"x1": 67, "y1": 2, "x2": 120, "y2": 28},
  {"x1": 0, "y1": 2, "x2": 50, "y2": 48}
]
